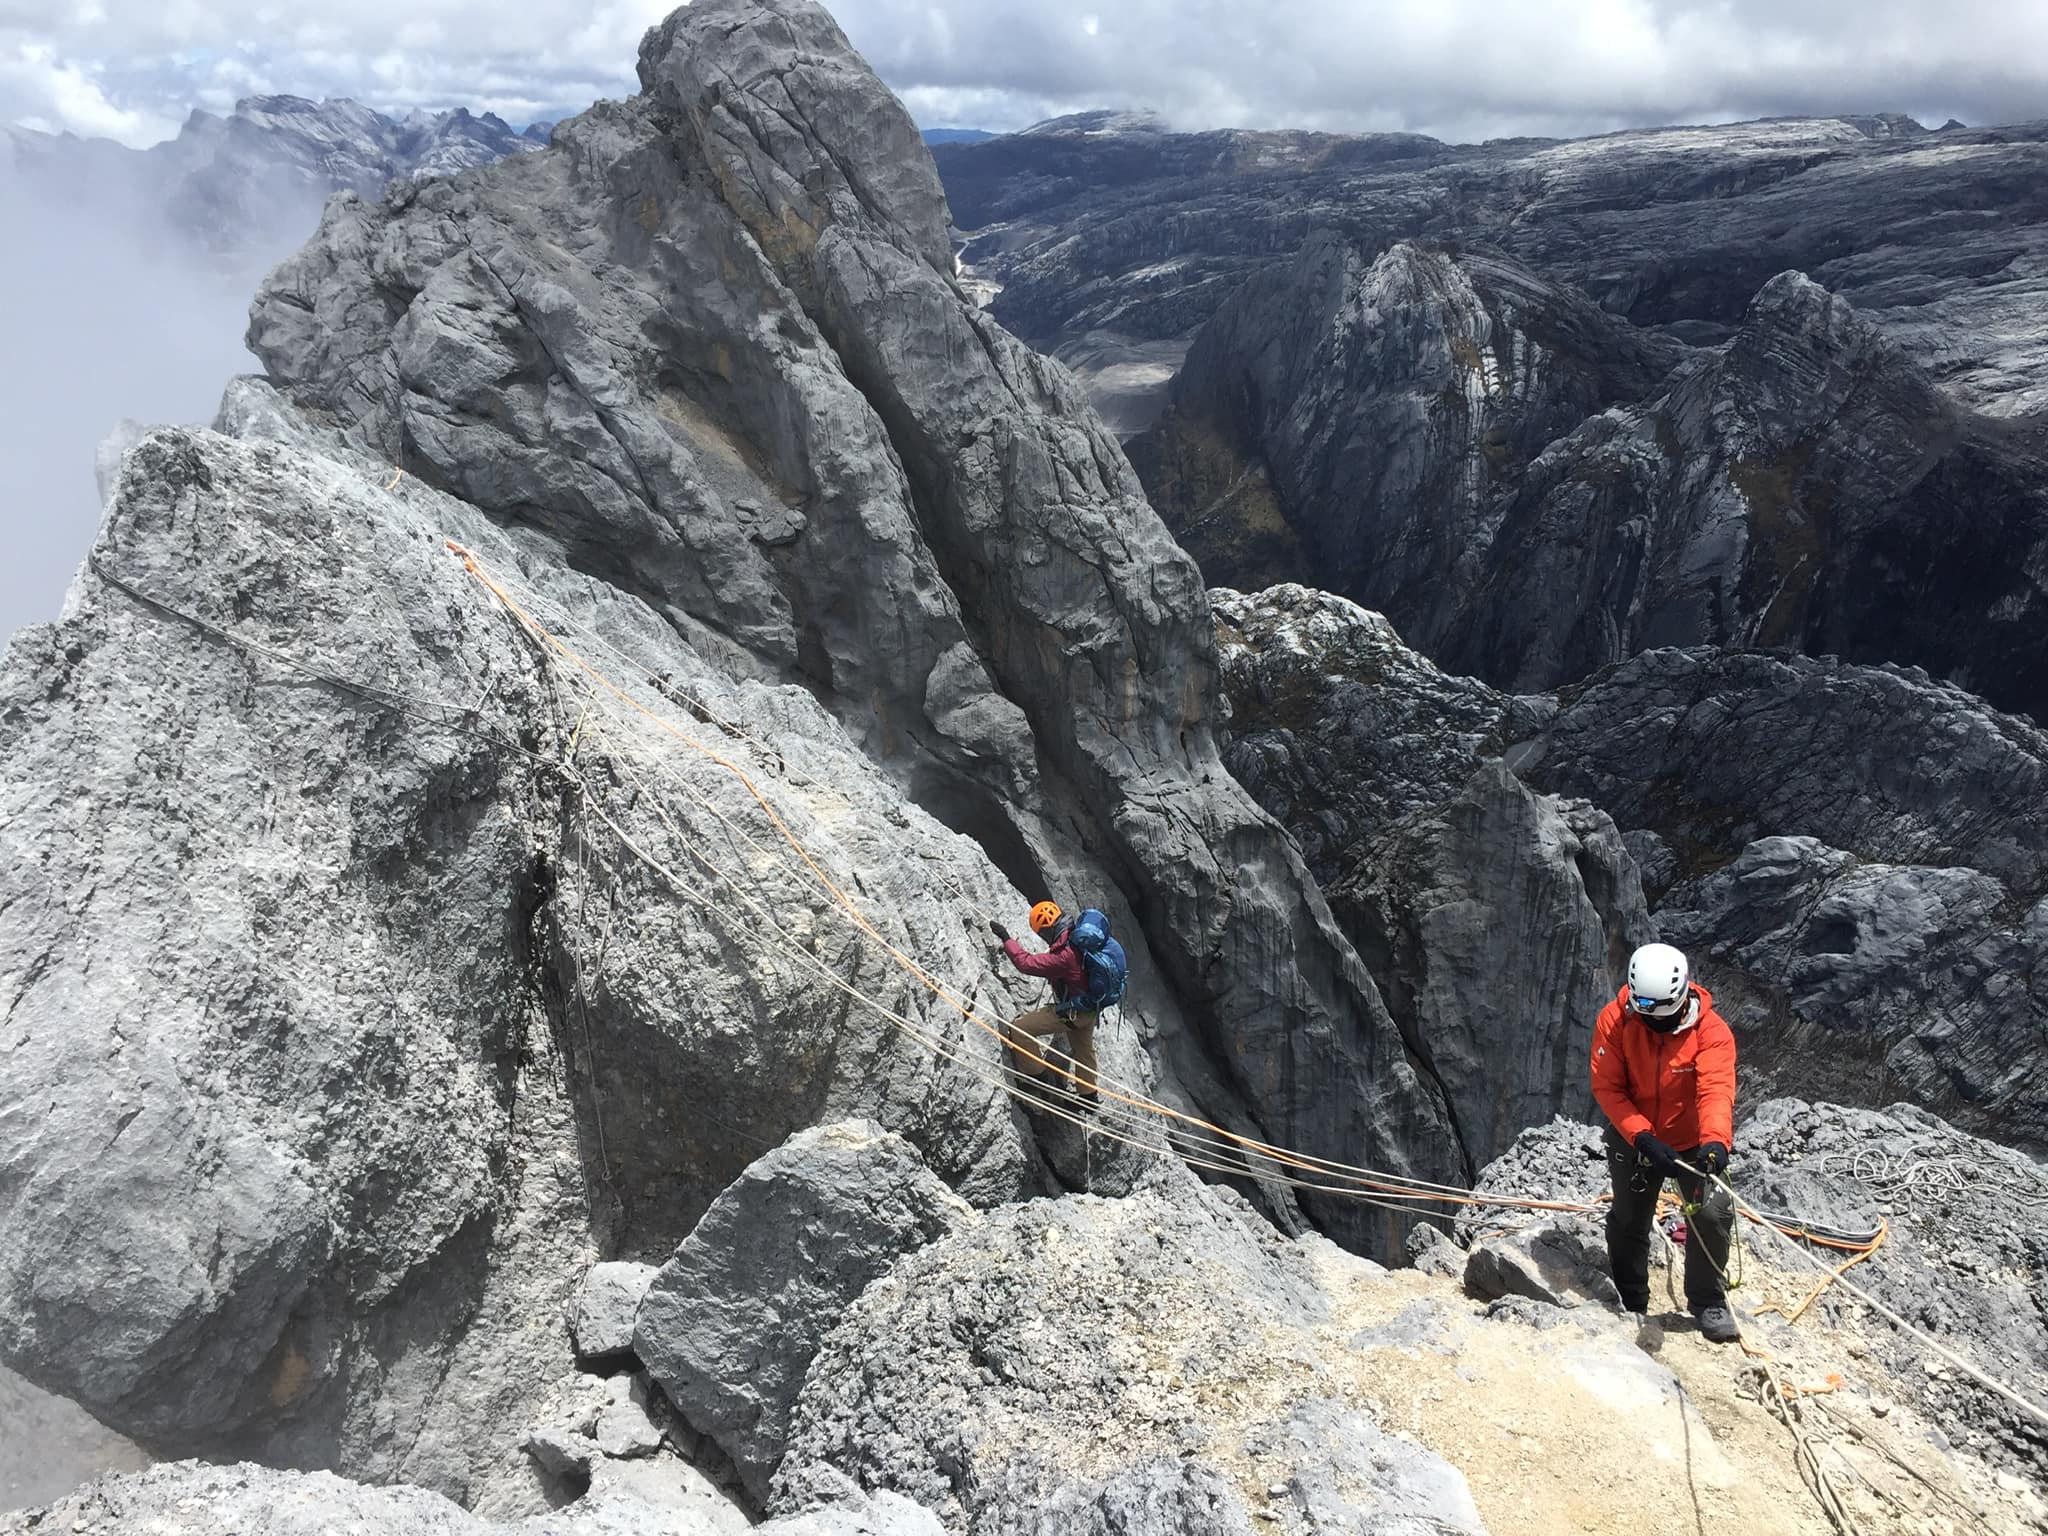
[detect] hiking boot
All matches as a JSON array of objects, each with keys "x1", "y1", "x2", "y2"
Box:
[{"x1": 1694, "y1": 1304, "x2": 1740, "y2": 1344}]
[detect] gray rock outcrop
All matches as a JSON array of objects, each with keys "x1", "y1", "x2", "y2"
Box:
[
  {"x1": 1467, "y1": 1102, "x2": 2048, "y2": 1482},
  {"x1": 243, "y1": 0, "x2": 1463, "y2": 1253},
  {"x1": 1216, "y1": 585, "x2": 2048, "y2": 1158},
  {"x1": 635, "y1": 1123, "x2": 972, "y2": 1503},
  {"x1": 15, "y1": 1147, "x2": 2032, "y2": 1533},
  {"x1": 771, "y1": 1172, "x2": 1486, "y2": 1533},
  {"x1": 0, "y1": 0, "x2": 1466, "y2": 1503},
  {"x1": 1214, "y1": 585, "x2": 1651, "y2": 1175},
  {"x1": 0, "y1": 421, "x2": 1038, "y2": 1501}
]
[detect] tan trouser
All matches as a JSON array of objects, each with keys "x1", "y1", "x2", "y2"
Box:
[{"x1": 1001, "y1": 1007, "x2": 1098, "y2": 1093}]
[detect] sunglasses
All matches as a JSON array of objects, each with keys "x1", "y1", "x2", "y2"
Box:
[{"x1": 1630, "y1": 992, "x2": 1684, "y2": 1017}]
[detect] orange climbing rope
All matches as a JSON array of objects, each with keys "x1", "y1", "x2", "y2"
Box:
[{"x1": 1755, "y1": 1222, "x2": 1890, "y2": 1325}]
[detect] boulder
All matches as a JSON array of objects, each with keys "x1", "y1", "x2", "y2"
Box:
[
  {"x1": 771, "y1": 1172, "x2": 1481, "y2": 1532},
  {"x1": 634, "y1": 1123, "x2": 972, "y2": 1504},
  {"x1": 1461, "y1": 1216, "x2": 1620, "y2": 1311},
  {"x1": 571, "y1": 1263, "x2": 660, "y2": 1361}
]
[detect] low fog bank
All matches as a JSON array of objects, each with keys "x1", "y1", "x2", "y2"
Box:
[{"x1": 0, "y1": 176, "x2": 317, "y2": 643}]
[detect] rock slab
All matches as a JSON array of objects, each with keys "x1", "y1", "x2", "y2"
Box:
[{"x1": 635, "y1": 1122, "x2": 972, "y2": 1504}]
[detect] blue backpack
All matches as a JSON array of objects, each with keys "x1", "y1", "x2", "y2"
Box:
[{"x1": 1062, "y1": 907, "x2": 1129, "y2": 1013}]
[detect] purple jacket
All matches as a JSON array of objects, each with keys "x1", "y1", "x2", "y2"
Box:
[{"x1": 1003, "y1": 933, "x2": 1086, "y2": 1008}]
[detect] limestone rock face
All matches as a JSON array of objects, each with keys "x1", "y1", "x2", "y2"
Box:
[
  {"x1": 1133, "y1": 239, "x2": 1683, "y2": 609},
  {"x1": 1, "y1": 0, "x2": 1464, "y2": 1502},
  {"x1": 243, "y1": 0, "x2": 1462, "y2": 1256},
  {"x1": 634, "y1": 1123, "x2": 971, "y2": 1503},
  {"x1": 1452, "y1": 274, "x2": 2048, "y2": 715},
  {"x1": 1214, "y1": 585, "x2": 1651, "y2": 1175},
  {"x1": 0, "y1": 422, "x2": 1040, "y2": 1499},
  {"x1": 15, "y1": 1131, "x2": 2035, "y2": 1532},
  {"x1": 1513, "y1": 646, "x2": 2048, "y2": 1153},
  {"x1": 1161, "y1": 262, "x2": 2048, "y2": 717}
]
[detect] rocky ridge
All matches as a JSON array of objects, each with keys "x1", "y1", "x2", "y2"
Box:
[
  {"x1": 241, "y1": 0, "x2": 1464, "y2": 1257},
  {"x1": 13, "y1": 1104, "x2": 2044, "y2": 1535},
  {"x1": 1, "y1": 0, "x2": 1480, "y2": 1509},
  {"x1": 937, "y1": 112, "x2": 2048, "y2": 419}
]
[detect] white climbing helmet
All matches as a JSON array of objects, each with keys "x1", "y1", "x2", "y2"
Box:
[{"x1": 1625, "y1": 942, "x2": 1690, "y2": 1019}]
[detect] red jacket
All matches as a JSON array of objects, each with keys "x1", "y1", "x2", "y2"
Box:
[
  {"x1": 1003, "y1": 934, "x2": 1086, "y2": 1008},
  {"x1": 1590, "y1": 983, "x2": 1736, "y2": 1149}
]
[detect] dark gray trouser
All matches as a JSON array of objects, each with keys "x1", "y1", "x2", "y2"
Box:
[{"x1": 1603, "y1": 1126, "x2": 1735, "y2": 1312}]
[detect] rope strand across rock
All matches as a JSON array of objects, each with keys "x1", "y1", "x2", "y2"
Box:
[{"x1": 81, "y1": 536, "x2": 2048, "y2": 1440}]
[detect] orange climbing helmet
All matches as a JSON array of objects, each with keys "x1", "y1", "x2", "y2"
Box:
[{"x1": 1029, "y1": 900, "x2": 1064, "y2": 936}]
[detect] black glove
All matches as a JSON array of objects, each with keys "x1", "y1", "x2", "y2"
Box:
[
  {"x1": 1634, "y1": 1132, "x2": 1685, "y2": 1178},
  {"x1": 1698, "y1": 1142, "x2": 1730, "y2": 1177},
  {"x1": 989, "y1": 919, "x2": 1011, "y2": 943}
]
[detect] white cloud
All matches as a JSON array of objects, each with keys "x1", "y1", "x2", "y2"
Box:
[
  {"x1": 827, "y1": 0, "x2": 2048, "y2": 136},
  {"x1": 5, "y1": 0, "x2": 2048, "y2": 146},
  {"x1": 1, "y1": 36, "x2": 180, "y2": 142}
]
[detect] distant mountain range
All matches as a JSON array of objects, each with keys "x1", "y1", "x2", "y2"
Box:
[
  {"x1": 920, "y1": 128, "x2": 995, "y2": 145},
  {"x1": 2, "y1": 96, "x2": 545, "y2": 268}
]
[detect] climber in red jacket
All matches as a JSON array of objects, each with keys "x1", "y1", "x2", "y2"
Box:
[
  {"x1": 1591, "y1": 942, "x2": 1741, "y2": 1342},
  {"x1": 989, "y1": 900, "x2": 1099, "y2": 1108}
]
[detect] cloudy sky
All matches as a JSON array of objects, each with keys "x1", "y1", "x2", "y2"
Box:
[
  {"x1": 3, "y1": 0, "x2": 2046, "y2": 635},
  {"x1": 5, "y1": 0, "x2": 2047, "y2": 147}
]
